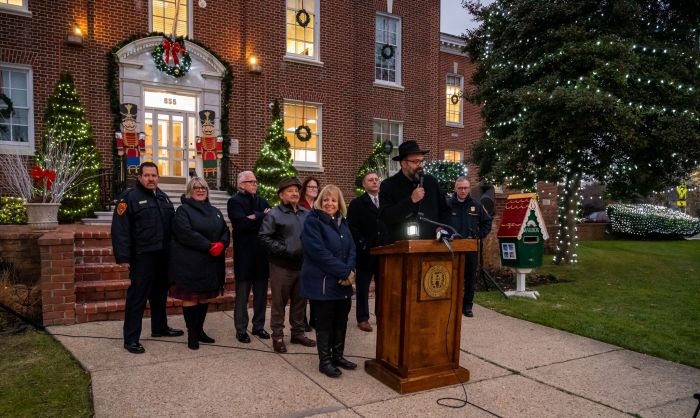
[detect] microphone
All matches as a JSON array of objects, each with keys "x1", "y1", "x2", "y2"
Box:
[
  {"x1": 418, "y1": 172, "x2": 424, "y2": 188},
  {"x1": 418, "y1": 215, "x2": 460, "y2": 240}
]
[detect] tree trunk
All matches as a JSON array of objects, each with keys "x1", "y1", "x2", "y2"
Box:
[{"x1": 553, "y1": 172, "x2": 581, "y2": 265}]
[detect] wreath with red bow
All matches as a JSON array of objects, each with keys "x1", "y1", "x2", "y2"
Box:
[{"x1": 152, "y1": 37, "x2": 192, "y2": 78}]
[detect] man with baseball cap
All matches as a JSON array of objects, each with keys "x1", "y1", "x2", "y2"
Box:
[{"x1": 259, "y1": 177, "x2": 316, "y2": 353}]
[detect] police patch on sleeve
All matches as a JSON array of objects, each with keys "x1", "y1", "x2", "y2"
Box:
[{"x1": 117, "y1": 202, "x2": 127, "y2": 216}]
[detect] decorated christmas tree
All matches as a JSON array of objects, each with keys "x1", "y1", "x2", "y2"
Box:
[
  {"x1": 42, "y1": 71, "x2": 101, "y2": 222},
  {"x1": 355, "y1": 136, "x2": 388, "y2": 195},
  {"x1": 254, "y1": 99, "x2": 297, "y2": 205}
]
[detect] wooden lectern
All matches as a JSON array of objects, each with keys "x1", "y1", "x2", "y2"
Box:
[{"x1": 366, "y1": 239, "x2": 477, "y2": 393}]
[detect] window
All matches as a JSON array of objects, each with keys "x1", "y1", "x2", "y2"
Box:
[
  {"x1": 0, "y1": 65, "x2": 33, "y2": 155},
  {"x1": 444, "y1": 150, "x2": 463, "y2": 162},
  {"x1": 501, "y1": 243, "x2": 516, "y2": 260},
  {"x1": 446, "y1": 74, "x2": 463, "y2": 125},
  {"x1": 373, "y1": 119, "x2": 403, "y2": 174},
  {"x1": 286, "y1": 0, "x2": 319, "y2": 61},
  {"x1": 375, "y1": 14, "x2": 401, "y2": 85},
  {"x1": 0, "y1": 0, "x2": 29, "y2": 15},
  {"x1": 151, "y1": 0, "x2": 190, "y2": 38},
  {"x1": 284, "y1": 101, "x2": 321, "y2": 168}
]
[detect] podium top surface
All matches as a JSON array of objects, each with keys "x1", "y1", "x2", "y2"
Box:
[{"x1": 371, "y1": 239, "x2": 477, "y2": 255}]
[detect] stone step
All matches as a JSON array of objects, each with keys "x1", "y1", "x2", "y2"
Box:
[
  {"x1": 75, "y1": 279, "x2": 131, "y2": 303},
  {"x1": 75, "y1": 263, "x2": 130, "y2": 282}
]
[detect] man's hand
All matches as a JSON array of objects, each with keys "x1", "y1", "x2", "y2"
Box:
[
  {"x1": 246, "y1": 214, "x2": 256, "y2": 219},
  {"x1": 411, "y1": 186, "x2": 425, "y2": 204},
  {"x1": 264, "y1": 208, "x2": 271, "y2": 214}
]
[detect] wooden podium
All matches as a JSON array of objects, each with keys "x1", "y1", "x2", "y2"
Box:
[{"x1": 366, "y1": 239, "x2": 476, "y2": 393}]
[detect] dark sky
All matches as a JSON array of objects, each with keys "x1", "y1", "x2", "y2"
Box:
[{"x1": 441, "y1": 0, "x2": 494, "y2": 35}]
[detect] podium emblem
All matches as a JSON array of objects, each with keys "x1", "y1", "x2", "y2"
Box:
[{"x1": 423, "y1": 264, "x2": 451, "y2": 298}]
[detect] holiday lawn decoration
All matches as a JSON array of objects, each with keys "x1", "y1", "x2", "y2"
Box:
[
  {"x1": 608, "y1": 204, "x2": 700, "y2": 237},
  {"x1": 196, "y1": 110, "x2": 223, "y2": 185},
  {"x1": 115, "y1": 103, "x2": 146, "y2": 177},
  {"x1": 152, "y1": 36, "x2": 191, "y2": 77}
]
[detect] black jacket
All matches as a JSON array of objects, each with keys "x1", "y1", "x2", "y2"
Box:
[
  {"x1": 258, "y1": 203, "x2": 308, "y2": 270},
  {"x1": 447, "y1": 195, "x2": 493, "y2": 239},
  {"x1": 347, "y1": 193, "x2": 386, "y2": 271},
  {"x1": 227, "y1": 191, "x2": 271, "y2": 282},
  {"x1": 169, "y1": 196, "x2": 230, "y2": 293},
  {"x1": 111, "y1": 182, "x2": 175, "y2": 264},
  {"x1": 379, "y1": 171, "x2": 450, "y2": 243}
]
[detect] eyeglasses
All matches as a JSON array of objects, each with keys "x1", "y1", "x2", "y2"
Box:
[
  {"x1": 193, "y1": 186, "x2": 208, "y2": 191},
  {"x1": 306, "y1": 185, "x2": 318, "y2": 189},
  {"x1": 242, "y1": 180, "x2": 258, "y2": 184},
  {"x1": 405, "y1": 159, "x2": 425, "y2": 166}
]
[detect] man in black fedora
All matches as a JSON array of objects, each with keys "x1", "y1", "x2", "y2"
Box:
[{"x1": 379, "y1": 140, "x2": 450, "y2": 243}]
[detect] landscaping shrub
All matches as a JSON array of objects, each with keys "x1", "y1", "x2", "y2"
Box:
[
  {"x1": 608, "y1": 203, "x2": 700, "y2": 237},
  {"x1": 0, "y1": 197, "x2": 27, "y2": 225}
]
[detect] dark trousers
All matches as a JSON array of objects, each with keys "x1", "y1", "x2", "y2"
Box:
[
  {"x1": 463, "y1": 251, "x2": 477, "y2": 310},
  {"x1": 355, "y1": 265, "x2": 378, "y2": 323},
  {"x1": 269, "y1": 263, "x2": 306, "y2": 339},
  {"x1": 234, "y1": 278, "x2": 269, "y2": 334},
  {"x1": 123, "y1": 252, "x2": 169, "y2": 344},
  {"x1": 311, "y1": 298, "x2": 351, "y2": 348}
]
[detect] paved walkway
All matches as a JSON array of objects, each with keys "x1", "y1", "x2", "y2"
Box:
[{"x1": 49, "y1": 302, "x2": 699, "y2": 418}]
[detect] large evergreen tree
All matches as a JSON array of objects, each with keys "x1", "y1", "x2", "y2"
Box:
[
  {"x1": 355, "y1": 136, "x2": 388, "y2": 195},
  {"x1": 465, "y1": 0, "x2": 700, "y2": 263},
  {"x1": 43, "y1": 71, "x2": 101, "y2": 222},
  {"x1": 253, "y1": 99, "x2": 297, "y2": 205}
]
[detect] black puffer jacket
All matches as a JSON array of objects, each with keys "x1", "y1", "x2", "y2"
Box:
[{"x1": 169, "y1": 196, "x2": 230, "y2": 293}]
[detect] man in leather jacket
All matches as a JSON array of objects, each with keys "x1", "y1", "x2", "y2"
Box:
[{"x1": 111, "y1": 162, "x2": 183, "y2": 354}]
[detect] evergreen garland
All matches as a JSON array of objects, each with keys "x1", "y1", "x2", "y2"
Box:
[
  {"x1": 355, "y1": 136, "x2": 387, "y2": 196},
  {"x1": 254, "y1": 99, "x2": 298, "y2": 205},
  {"x1": 42, "y1": 71, "x2": 101, "y2": 222}
]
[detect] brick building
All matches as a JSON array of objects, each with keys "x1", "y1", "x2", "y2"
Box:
[{"x1": 0, "y1": 0, "x2": 483, "y2": 200}]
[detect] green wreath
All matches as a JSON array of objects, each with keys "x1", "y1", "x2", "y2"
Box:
[
  {"x1": 152, "y1": 38, "x2": 192, "y2": 78},
  {"x1": 381, "y1": 44, "x2": 394, "y2": 60},
  {"x1": 295, "y1": 9, "x2": 310, "y2": 27},
  {"x1": 0, "y1": 94, "x2": 14, "y2": 119},
  {"x1": 382, "y1": 140, "x2": 394, "y2": 155},
  {"x1": 295, "y1": 125, "x2": 312, "y2": 141},
  {"x1": 450, "y1": 93, "x2": 460, "y2": 105}
]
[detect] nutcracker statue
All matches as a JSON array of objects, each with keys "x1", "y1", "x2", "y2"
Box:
[
  {"x1": 115, "y1": 103, "x2": 146, "y2": 177},
  {"x1": 196, "y1": 110, "x2": 223, "y2": 187}
]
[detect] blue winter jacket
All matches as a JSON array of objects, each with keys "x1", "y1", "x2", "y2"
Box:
[{"x1": 300, "y1": 209, "x2": 356, "y2": 301}]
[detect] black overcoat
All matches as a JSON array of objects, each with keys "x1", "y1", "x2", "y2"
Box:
[
  {"x1": 379, "y1": 171, "x2": 450, "y2": 243},
  {"x1": 347, "y1": 193, "x2": 386, "y2": 271},
  {"x1": 169, "y1": 196, "x2": 230, "y2": 293},
  {"x1": 227, "y1": 191, "x2": 271, "y2": 282}
]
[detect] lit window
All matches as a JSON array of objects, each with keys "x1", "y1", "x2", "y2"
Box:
[
  {"x1": 446, "y1": 74, "x2": 463, "y2": 125},
  {"x1": 151, "y1": 0, "x2": 190, "y2": 38},
  {"x1": 0, "y1": 65, "x2": 34, "y2": 155},
  {"x1": 286, "y1": 0, "x2": 319, "y2": 60},
  {"x1": 284, "y1": 101, "x2": 321, "y2": 167},
  {"x1": 444, "y1": 150, "x2": 463, "y2": 162},
  {"x1": 375, "y1": 14, "x2": 401, "y2": 85},
  {"x1": 0, "y1": 0, "x2": 27, "y2": 11},
  {"x1": 501, "y1": 243, "x2": 516, "y2": 260},
  {"x1": 373, "y1": 119, "x2": 403, "y2": 174}
]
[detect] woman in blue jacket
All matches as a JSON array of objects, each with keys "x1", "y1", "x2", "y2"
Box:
[{"x1": 301, "y1": 185, "x2": 357, "y2": 378}]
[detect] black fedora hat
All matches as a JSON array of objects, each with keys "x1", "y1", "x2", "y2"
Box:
[
  {"x1": 277, "y1": 177, "x2": 302, "y2": 194},
  {"x1": 392, "y1": 140, "x2": 429, "y2": 161}
]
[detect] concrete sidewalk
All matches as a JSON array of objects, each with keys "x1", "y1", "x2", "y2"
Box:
[{"x1": 49, "y1": 302, "x2": 699, "y2": 418}]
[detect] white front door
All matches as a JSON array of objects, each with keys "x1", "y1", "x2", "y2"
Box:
[{"x1": 144, "y1": 110, "x2": 199, "y2": 178}]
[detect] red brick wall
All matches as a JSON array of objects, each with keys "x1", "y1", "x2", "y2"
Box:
[
  {"x1": 1, "y1": 0, "x2": 454, "y2": 202},
  {"x1": 0, "y1": 226, "x2": 42, "y2": 282}
]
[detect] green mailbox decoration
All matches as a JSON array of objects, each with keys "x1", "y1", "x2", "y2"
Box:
[{"x1": 497, "y1": 193, "x2": 549, "y2": 299}]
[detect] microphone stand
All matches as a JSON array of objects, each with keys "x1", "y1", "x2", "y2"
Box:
[{"x1": 477, "y1": 237, "x2": 508, "y2": 299}]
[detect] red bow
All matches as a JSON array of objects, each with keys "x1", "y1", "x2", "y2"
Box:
[
  {"x1": 31, "y1": 165, "x2": 56, "y2": 190},
  {"x1": 162, "y1": 39, "x2": 185, "y2": 65}
]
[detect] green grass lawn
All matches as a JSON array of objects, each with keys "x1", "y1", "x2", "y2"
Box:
[
  {"x1": 0, "y1": 330, "x2": 92, "y2": 418},
  {"x1": 476, "y1": 240, "x2": 700, "y2": 369}
]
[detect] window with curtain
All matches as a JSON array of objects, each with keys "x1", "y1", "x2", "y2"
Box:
[
  {"x1": 375, "y1": 14, "x2": 401, "y2": 85},
  {"x1": 0, "y1": 66, "x2": 33, "y2": 154},
  {"x1": 284, "y1": 101, "x2": 321, "y2": 166},
  {"x1": 446, "y1": 74, "x2": 463, "y2": 125},
  {"x1": 286, "y1": 0, "x2": 319, "y2": 60},
  {"x1": 151, "y1": 0, "x2": 189, "y2": 38},
  {"x1": 372, "y1": 119, "x2": 403, "y2": 174}
]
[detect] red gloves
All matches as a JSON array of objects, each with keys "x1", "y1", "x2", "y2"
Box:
[{"x1": 209, "y1": 242, "x2": 224, "y2": 257}]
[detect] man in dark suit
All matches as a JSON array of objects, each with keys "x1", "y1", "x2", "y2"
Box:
[
  {"x1": 227, "y1": 170, "x2": 271, "y2": 343},
  {"x1": 379, "y1": 140, "x2": 450, "y2": 243},
  {"x1": 347, "y1": 171, "x2": 385, "y2": 332}
]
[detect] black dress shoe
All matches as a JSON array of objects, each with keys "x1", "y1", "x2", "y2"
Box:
[
  {"x1": 124, "y1": 342, "x2": 145, "y2": 354},
  {"x1": 252, "y1": 329, "x2": 270, "y2": 339},
  {"x1": 462, "y1": 309, "x2": 474, "y2": 318},
  {"x1": 151, "y1": 327, "x2": 184, "y2": 337},
  {"x1": 236, "y1": 332, "x2": 251, "y2": 343},
  {"x1": 333, "y1": 357, "x2": 358, "y2": 370}
]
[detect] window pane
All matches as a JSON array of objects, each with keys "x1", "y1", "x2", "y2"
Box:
[
  {"x1": 152, "y1": 0, "x2": 188, "y2": 37},
  {"x1": 284, "y1": 102, "x2": 320, "y2": 164},
  {"x1": 10, "y1": 71, "x2": 27, "y2": 90},
  {"x1": 9, "y1": 89, "x2": 27, "y2": 107},
  {"x1": 12, "y1": 125, "x2": 28, "y2": 142}
]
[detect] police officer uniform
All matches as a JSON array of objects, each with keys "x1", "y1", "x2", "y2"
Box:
[
  {"x1": 111, "y1": 181, "x2": 181, "y2": 352},
  {"x1": 447, "y1": 194, "x2": 492, "y2": 316}
]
